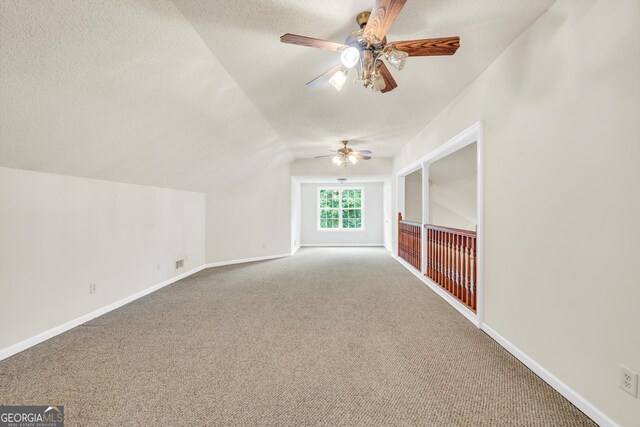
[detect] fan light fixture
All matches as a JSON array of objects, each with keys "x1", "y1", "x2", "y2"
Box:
[
  {"x1": 333, "y1": 152, "x2": 358, "y2": 167},
  {"x1": 280, "y1": 2, "x2": 461, "y2": 94},
  {"x1": 314, "y1": 141, "x2": 372, "y2": 166},
  {"x1": 384, "y1": 45, "x2": 409, "y2": 70},
  {"x1": 340, "y1": 46, "x2": 360, "y2": 68},
  {"x1": 329, "y1": 70, "x2": 348, "y2": 91}
]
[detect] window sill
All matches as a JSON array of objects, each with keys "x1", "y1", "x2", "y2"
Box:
[{"x1": 316, "y1": 228, "x2": 366, "y2": 232}]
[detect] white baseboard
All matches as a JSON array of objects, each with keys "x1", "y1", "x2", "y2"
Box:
[
  {"x1": 394, "y1": 256, "x2": 479, "y2": 327},
  {"x1": 394, "y1": 255, "x2": 615, "y2": 426},
  {"x1": 205, "y1": 252, "x2": 291, "y2": 268},
  {"x1": 292, "y1": 244, "x2": 301, "y2": 255},
  {"x1": 0, "y1": 264, "x2": 206, "y2": 362},
  {"x1": 300, "y1": 243, "x2": 384, "y2": 247},
  {"x1": 481, "y1": 324, "x2": 618, "y2": 427}
]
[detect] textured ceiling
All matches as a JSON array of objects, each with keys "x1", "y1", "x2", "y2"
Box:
[
  {"x1": 0, "y1": 0, "x2": 554, "y2": 191},
  {"x1": 0, "y1": 0, "x2": 291, "y2": 192},
  {"x1": 173, "y1": 0, "x2": 555, "y2": 158}
]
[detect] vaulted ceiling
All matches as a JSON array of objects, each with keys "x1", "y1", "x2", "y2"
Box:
[
  {"x1": 0, "y1": 0, "x2": 555, "y2": 191},
  {"x1": 173, "y1": 0, "x2": 555, "y2": 158}
]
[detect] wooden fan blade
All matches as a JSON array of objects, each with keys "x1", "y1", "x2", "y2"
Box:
[
  {"x1": 306, "y1": 65, "x2": 346, "y2": 87},
  {"x1": 363, "y1": 0, "x2": 407, "y2": 42},
  {"x1": 280, "y1": 34, "x2": 348, "y2": 52},
  {"x1": 353, "y1": 150, "x2": 372, "y2": 155},
  {"x1": 378, "y1": 62, "x2": 398, "y2": 93},
  {"x1": 391, "y1": 37, "x2": 460, "y2": 56},
  {"x1": 353, "y1": 154, "x2": 372, "y2": 160}
]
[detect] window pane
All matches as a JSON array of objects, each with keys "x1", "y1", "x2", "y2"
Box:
[
  {"x1": 330, "y1": 196, "x2": 339, "y2": 208},
  {"x1": 321, "y1": 190, "x2": 330, "y2": 208},
  {"x1": 332, "y1": 219, "x2": 339, "y2": 228},
  {"x1": 354, "y1": 209, "x2": 361, "y2": 219},
  {"x1": 354, "y1": 189, "x2": 362, "y2": 208},
  {"x1": 353, "y1": 218, "x2": 362, "y2": 228},
  {"x1": 320, "y1": 219, "x2": 328, "y2": 228},
  {"x1": 332, "y1": 210, "x2": 339, "y2": 220}
]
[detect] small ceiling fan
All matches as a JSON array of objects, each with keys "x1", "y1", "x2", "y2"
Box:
[
  {"x1": 315, "y1": 141, "x2": 372, "y2": 167},
  {"x1": 280, "y1": 0, "x2": 460, "y2": 93}
]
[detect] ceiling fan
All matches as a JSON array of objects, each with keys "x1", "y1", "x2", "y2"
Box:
[
  {"x1": 280, "y1": 0, "x2": 460, "y2": 93},
  {"x1": 315, "y1": 141, "x2": 372, "y2": 167}
]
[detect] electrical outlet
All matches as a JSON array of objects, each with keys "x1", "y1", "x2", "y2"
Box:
[
  {"x1": 175, "y1": 259, "x2": 184, "y2": 270},
  {"x1": 89, "y1": 283, "x2": 97, "y2": 295},
  {"x1": 620, "y1": 365, "x2": 638, "y2": 397}
]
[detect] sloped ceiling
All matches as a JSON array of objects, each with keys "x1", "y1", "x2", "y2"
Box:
[
  {"x1": 0, "y1": 0, "x2": 291, "y2": 192},
  {"x1": 1, "y1": 0, "x2": 554, "y2": 190},
  {"x1": 173, "y1": 0, "x2": 555, "y2": 158}
]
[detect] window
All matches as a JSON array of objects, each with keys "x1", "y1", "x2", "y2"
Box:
[{"x1": 318, "y1": 188, "x2": 364, "y2": 230}]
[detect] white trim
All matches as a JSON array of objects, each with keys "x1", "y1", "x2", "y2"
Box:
[
  {"x1": 205, "y1": 253, "x2": 291, "y2": 268},
  {"x1": 292, "y1": 244, "x2": 301, "y2": 255},
  {"x1": 316, "y1": 186, "x2": 365, "y2": 231},
  {"x1": 397, "y1": 121, "x2": 483, "y2": 177},
  {"x1": 481, "y1": 324, "x2": 619, "y2": 427},
  {"x1": 300, "y1": 243, "x2": 384, "y2": 247},
  {"x1": 0, "y1": 264, "x2": 206, "y2": 362},
  {"x1": 395, "y1": 121, "x2": 484, "y2": 326},
  {"x1": 395, "y1": 256, "x2": 479, "y2": 327},
  {"x1": 475, "y1": 122, "x2": 484, "y2": 325}
]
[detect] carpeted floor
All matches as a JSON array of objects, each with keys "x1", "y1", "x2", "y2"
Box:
[{"x1": 0, "y1": 248, "x2": 595, "y2": 426}]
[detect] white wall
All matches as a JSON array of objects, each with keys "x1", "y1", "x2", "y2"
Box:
[
  {"x1": 300, "y1": 182, "x2": 384, "y2": 246},
  {"x1": 0, "y1": 0, "x2": 294, "y2": 268},
  {"x1": 0, "y1": 167, "x2": 205, "y2": 353},
  {"x1": 404, "y1": 171, "x2": 422, "y2": 223},
  {"x1": 205, "y1": 165, "x2": 292, "y2": 263},
  {"x1": 393, "y1": 0, "x2": 640, "y2": 425},
  {"x1": 428, "y1": 143, "x2": 477, "y2": 230}
]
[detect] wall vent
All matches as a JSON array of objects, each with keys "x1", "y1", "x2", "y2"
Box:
[{"x1": 175, "y1": 259, "x2": 184, "y2": 270}]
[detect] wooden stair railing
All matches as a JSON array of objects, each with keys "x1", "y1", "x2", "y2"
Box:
[
  {"x1": 398, "y1": 213, "x2": 421, "y2": 271},
  {"x1": 424, "y1": 224, "x2": 477, "y2": 313}
]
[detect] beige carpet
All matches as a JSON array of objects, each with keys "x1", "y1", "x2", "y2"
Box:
[{"x1": 0, "y1": 248, "x2": 595, "y2": 426}]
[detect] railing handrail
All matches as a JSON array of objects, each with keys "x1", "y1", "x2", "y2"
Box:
[
  {"x1": 424, "y1": 223, "x2": 476, "y2": 237},
  {"x1": 400, "y1": 220, "x2": 421, "y2": 227}
]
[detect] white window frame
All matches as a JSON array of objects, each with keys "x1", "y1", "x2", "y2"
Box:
[{"x1": 317, "y1": 187, "x2": 366, "y2": 232}]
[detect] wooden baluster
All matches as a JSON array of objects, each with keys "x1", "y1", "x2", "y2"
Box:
[
  {"x1": 463, "y1": 235, "x2": 468, "y2": 306},
  {"x1": 419, "y1": 226, "x2": 422, "y2": 271},
  {"x1": 441, "y1": 231, "x2": 445, "y2": 289},
  {"x1": 427, "y1": 228, "x2": 431, "y2": 279},
  {"x1": 443, "y1": 231, "x2": 450, "y2": 291},
  {"x1": 445, "y1": 232, "x2": 450, "y2": 292},
  {"x1": 466, "y1": 237, "x2": 472, "y2": 310},
  {"x1": 471, "y1": 236, "x2": 477, "y2": 312},
  {"x1": 417, "y1": 226, "x2": 420, "y2": 270},
  {"x1": 413, "y1": 225, "x2": 416, "y2": 269},
  {"x1": 425, "y1": 227, "x2": 428, "y2": 276},
  {"x1": 451, "y1": 234, "x2": 460, "y2": 299},
  {"x1": 438, "y1": 230, "x2": 442, "y2": 288},
  {"x1": 411, "y1": 227, "x2": 418, "y2": 268},
  {"x1": 450, "y1": 233, "x2": 455, "y2": 295},
  {"x1": 428, "y1": 228, "x2": 432, "y2": 279},
  {"x1": 458, "y1": 234, "x2": 463, "y2": 300},
  {"x1": 412, "y1": 225, "x2": 415, "y2": 269},
  {"x1": 411, "y1": 225, "x2": 414, "y2": 268},
  {"x1": 447, "y1": 232, "x2": 453, "y2": 293},
  {"x1": 431, "y1": 228, "x2": 435, "y2": 280},
  {"x1": 435, "y1": 230, "x2": 439, "y2": 284}
]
